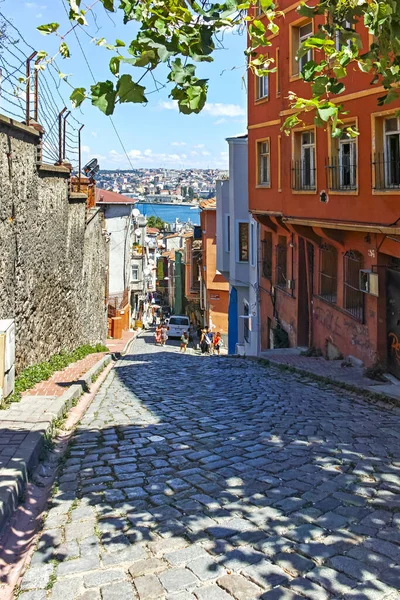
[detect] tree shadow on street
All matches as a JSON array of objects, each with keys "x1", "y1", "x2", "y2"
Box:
[{"x1": 6, "y1": 346, "x2": 400, "y2": 597}]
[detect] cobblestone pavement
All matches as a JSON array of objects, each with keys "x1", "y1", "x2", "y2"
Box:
[{"x1": 19, "y1": 333, "x2": 400, "y2": 600}]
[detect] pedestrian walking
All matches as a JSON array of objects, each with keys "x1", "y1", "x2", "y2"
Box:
[
  {"x1": 213, "y1": 331, "x2": 222, "y2": 355},
  {"x1": 160, "y1": 324, "x2": 168, "y2": 346},
  {"x1": 200, "y1": 328, "x2": 208, "y2": 354},
  {"x1": 205, "y1": 328, "x2": 214, "y2": 354},
  {"x1": 154, "y1": 324, "x2": 162, "y2": 345},
  {"x1": 180, "y1": 331, "x2": 189, "y2": 353}
]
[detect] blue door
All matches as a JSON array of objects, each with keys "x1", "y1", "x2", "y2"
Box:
[{"x1": 228, "y1": 287, "x2": 238, "y2": 355}]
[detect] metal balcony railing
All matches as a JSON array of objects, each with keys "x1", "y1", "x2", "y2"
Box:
[
  {"x1": 325, "y1": 156, "x2": 357, "y2": 191},
  {"x1": 372, "y1": 153, "x2": 400, "y2": 190},
  {"x1": 291, "y1": 160, "x2": 316, "y2": 191}
]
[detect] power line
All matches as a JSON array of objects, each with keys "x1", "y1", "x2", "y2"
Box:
[{"x1": 59, "y1": 0, "x2": 136, "y2": 170}]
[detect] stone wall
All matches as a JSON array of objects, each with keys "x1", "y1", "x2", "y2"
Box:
[{"x1": 0, "y1": 115, "x2": 107, "y2": 370}]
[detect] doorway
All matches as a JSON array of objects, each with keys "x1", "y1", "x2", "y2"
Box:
[{"x1": 386, "y1": 266, "x2": 400, "y2": 378}]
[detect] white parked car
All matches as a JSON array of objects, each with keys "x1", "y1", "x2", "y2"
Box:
[{"x1": 167, "y1": 316, "x2": 190, "y2": 339}]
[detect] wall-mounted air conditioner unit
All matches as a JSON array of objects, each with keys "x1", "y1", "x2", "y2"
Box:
[
  {"x1": 360, "y1": 270, "x2": 379, "y2": 296},
  {"x1": 0, "y1": 319, "x2": 15, "y2": 399}
]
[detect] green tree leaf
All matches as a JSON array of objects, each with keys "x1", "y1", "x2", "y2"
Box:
[
  {"x1": 109, "y1": 56, "x2": 120, "y2": 75},
  {"x1": 60, "y1": 42, "x2": 70, "y2": 58},
  {"x1": 101, "y1": 0, "x2": 114, "y2": 11},
  {"x1": 317, "y1": 105, "x2": 337, "y2": 122},
  {"x1": 116, "y1": 74, "x2": 147, "y2": 103},
  {"x1": 70, "y1": 87, "x2": 86, "y2": 108},
  {"x1": 91, "y1": 80, "x2": 117, "y2": 115},
  {"x1": 37, "y1": 22, "x2": 60, "y2": 35}
]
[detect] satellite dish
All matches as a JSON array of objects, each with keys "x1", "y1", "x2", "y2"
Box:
[
  {"x1": 132, "y1": 208, "x2": 140, "y2": 217},
  {"x1": 135, "y1": 229, "x2": 141, "y2": 237},
  {"x1": 145, "y1": 237, "x2": 151, "y2": 244}
]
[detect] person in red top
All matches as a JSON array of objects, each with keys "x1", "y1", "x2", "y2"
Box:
[{"x1": 213, "y1": 332, "x2": 222, "y2": 356}]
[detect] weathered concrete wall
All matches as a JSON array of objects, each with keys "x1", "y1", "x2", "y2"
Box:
[{"x1": 0, "y1": 116, "x2": 107, "y2": 370}]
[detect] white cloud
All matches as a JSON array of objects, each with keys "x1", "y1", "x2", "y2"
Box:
[
  {"x1": 171, "y1": 141, "x2": 186, "y2": 147},
  {"x1": 201, "y1": 151, "x2": 211, "y2": 156},
  {"x1": 128, "y1": 149, "x2": 142, "y2": 158},
  {"x1": 214, "y1": 118, "x2": 227, "y2": 125},
  {"x1": 193, "y1": 144, "x2": 205, "y2": 149},
  {"x1": 25, "y1": 2, "x2": 36, "y2": 7},
  {"x1": 204, "y1": 103, "x2": 245, "y2": 117},
  {"x1": 82, "y1": 145, "x2": 90, "y2": 154},
  {"x1": 36, "y1": 13, "x2": 42, "y2": 18},
  {"x1": 160, "y1": 100, "x2": 245, "y2": 118},
  {"x1": 160, "y1": 101, "x2": 178, "y2": 111},
  {"x1": 144, "y1": 149, "x2": 152, "y2": 156},
  {"x1": 91, "y1": 131, "x2": 97, "y2": 138}
]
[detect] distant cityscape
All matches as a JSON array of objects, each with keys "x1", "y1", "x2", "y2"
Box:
[{"x1": 96, "y1": 168, "x2": 229, "y2": 203}]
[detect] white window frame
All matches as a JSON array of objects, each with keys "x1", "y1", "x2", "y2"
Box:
[
  {"x1": 339, "y1": 133, "x2": 357, "y2": 189},
  {"x1": 258, "y1": 140, "x2": 270, "y2": 186},
  {"x1": 256, "y1": 74, "x2": 269, "y2": 100},
  {"x1": 250, "y1": 221, "x2": 256, "y2": 268},
  {"x1": 384, "y1": 116, "x2": 400, "y2": 189},
  {"x1": 298, "y1": 22, "x2": 313, "y2": 73},
  {"x1": 301, "y1": 131, "x2": 315, "y2": 189},
  {"x1": 131, "y1": 265, "x2": 139, "y2": 281},
  {"x1": 236, "y1": 220, "x2": 249, "y2": 263}
]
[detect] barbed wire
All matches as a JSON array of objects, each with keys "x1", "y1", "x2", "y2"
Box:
[{"x1": 0, "y1": 10, "x2": 84, "y2": 170}]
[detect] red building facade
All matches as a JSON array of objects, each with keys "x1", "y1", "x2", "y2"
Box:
[{"x1": 248, "y1": 2, "x2": 400, "y2": 374}]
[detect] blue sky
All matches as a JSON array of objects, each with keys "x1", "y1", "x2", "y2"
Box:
[{"x1": 2, "y1": 0, "x2": 247, "y2": 170}]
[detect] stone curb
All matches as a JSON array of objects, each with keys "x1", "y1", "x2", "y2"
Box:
[
  {"x1": 234, "y1": 354, "x2": 400, "y2": 409},
  {"x1": 0, "y1": 354, "x2": 112, "y2": 535}
]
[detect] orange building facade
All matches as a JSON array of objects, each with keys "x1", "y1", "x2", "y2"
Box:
[
  {"x1": 200, "y1": 200, "x2": 229, "y2": 342},
  {"x1": 248, "y1": 3, "x2": 400, "y2": 374}
]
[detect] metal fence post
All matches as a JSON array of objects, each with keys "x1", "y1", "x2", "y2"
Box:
[
  {"x1": 78, "y1": 124, "x2": 84, "y2": 191},
  {"x1": 58, "y1": 107, "x2": 67, "y2": 164},
  {"x1": 26, "y1": 51, "x2": 37, "y2": 126}
]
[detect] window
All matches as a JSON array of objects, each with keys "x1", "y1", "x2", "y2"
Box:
[
  {"x1": 250, "y1": 222, "x2": 256, "y2": 267},
  {"x1": 238, "y1": 222, "x2": 249, "y2": 262},
  {"x1": 258, "y1": 139, "x2": 270, "y2": 186},
  {"x1": 343, "y1": 250, "x2": 364, "y2": 322},
  {"x1": 328, "y1": 128, "x2": 357, "y2": 190},
  {"x1": 169, "y1": 317, "x2": 190, "y2": 326},
  {"x1": 292, "y1": 21, "x2": 312, "y2": 77},
  {"x1": 256, "y1": 74, "x2": 269, "y2": 100},
  {"x1": 131, "y1": 265, "x2": 139, "y2": 281},
  {"x1": 292, "y1": 130, "x2": 316, "y2": 190},
  {"x1": 243, "y1": 302, "x2": 250, "y2": 343},
  {"x1": 373, "y1": 114, "x2": 400, "y2": 190},
  {"x1": 262, "y1": 232, "x2": 272, "y2": 279},
  {"x1": 276, "y1": 236, "x2": 287, "y2": 288},
  {"x1": 384, "y1": 117, "x2": 400, "y2": 188},
  {"x1": 225, "y1": 214, "x2": 231, "y2": 252},
  {"x1": 319, "y1": 244, "x2": 338, "y2": 303}
]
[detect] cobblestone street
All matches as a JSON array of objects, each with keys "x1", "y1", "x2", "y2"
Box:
[{"x1": 18, "y1": 332, "x2": 400, "y2": 600}]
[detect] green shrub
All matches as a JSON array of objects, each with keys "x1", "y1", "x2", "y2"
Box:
[{"x1": 3, "y1": 344, "x2": 109, "y2": 409}]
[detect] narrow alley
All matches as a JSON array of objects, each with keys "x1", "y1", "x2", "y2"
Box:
[{"x1": 15, "y1": 333, "x2": 400, "y2": 599}]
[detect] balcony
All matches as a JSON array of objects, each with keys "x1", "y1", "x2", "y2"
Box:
[
  {"x1": 325, "y1": 156, "x2": 357, "y2": 191},
  {"x1": 372, "y1": 153, "x2": 400, "y2": 190},
  {"x1": 291, "y1": 160, "x2": 316, "y2": 191}
]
